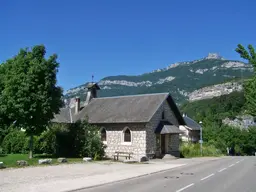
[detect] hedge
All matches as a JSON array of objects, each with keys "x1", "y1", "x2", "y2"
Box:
[{"x1": 0, "y1": 121, "x2": 106, "y2": 159}]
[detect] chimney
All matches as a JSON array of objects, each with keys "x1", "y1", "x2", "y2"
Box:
[
  {"x1": 75, "y1": 97, "x2": 80, "y2": 114},
  {"x1": 84, "y1": 82, "x2": 100, "y2": 106}
]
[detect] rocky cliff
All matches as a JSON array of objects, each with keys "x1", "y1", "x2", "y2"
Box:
[
  {"x1": 189, "y1": 81, "x2": 243, "y2": 101},
  {"x1": 223, "y1": 115, "x2": 256, "y2": 129}
]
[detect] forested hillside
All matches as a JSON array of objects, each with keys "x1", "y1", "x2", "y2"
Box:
[
  {"x1": 181, "y1": 91, "x2": 256, "y2": 156},
  {"x1": 181, "y1": 91, "x2": 246, "y2": 125}
]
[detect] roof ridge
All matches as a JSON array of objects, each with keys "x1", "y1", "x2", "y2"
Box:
[{"x1": 93, "y1": 92, "x2": 169, "y2": 100}]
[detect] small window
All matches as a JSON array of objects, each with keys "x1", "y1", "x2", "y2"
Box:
[
  {"x1": 162, "y1": 111, "x2": 165, "y2": 119},
  {"x1": 101, "y1": 128, "x2": 106, "y2": 141},
  {"x1": 124, "y1": 128, "x2": 131, "y2": 142}
]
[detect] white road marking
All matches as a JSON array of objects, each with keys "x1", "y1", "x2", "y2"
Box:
[
  {"x1": 240, "y1": 159, "x2": 244, "y2": 162},
  {"x1": 218, "y1": 168, "x2": 227, "y2": 172},
  {"x1": 200, "y1": 173, "x2": 215, "y2": 181},
  {"x1": 236, "y1": 161, "x2": 240, "y2": 164},
  {"x1": 229, "y1": 164, "x2": 235, "y2": 167},
  {"x1": 176, "y1": 183, "x2": 194, "y2": 192}
]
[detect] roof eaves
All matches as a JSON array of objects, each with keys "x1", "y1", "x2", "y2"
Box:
[{"x1": 89, "y1": 121, "x2": 149, "y2": 124}]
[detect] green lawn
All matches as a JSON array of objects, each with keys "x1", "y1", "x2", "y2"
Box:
[{"x1": 0, "y1": 154, "x2": 83, "y2": 168}]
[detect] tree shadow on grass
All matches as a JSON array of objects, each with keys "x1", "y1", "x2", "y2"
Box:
[{"x1": 33, "y1": 154, "x2": 54, "y2": 158}]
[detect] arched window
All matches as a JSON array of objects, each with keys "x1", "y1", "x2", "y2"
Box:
[
  {"x1": 101, "y1": 128, "x2": 106, "y2": 142},
  {"x1": 124, "y1": 128, "x2": 131, "y2": 142}
]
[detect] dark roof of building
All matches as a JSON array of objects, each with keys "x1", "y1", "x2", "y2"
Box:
[
  {"x1": 52, "y1": 93, "x2": 186, "y2": 125},
  {"x1": 155, "y1": 120, "x2": 183, "y2": 134},
  {"x1": 52, "y1": 107, "x2": 75, "y2": 123},
  {"x1": 183, "y1": 115, "x2": 202, "y2": 130}
]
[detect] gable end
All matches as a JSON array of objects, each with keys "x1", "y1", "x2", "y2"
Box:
[{"x1": 166, "y1": 95, "x2": 186, "y2": 125}]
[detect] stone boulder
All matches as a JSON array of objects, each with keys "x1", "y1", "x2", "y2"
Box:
[
  {"x1": 139, "y1": 156, "x2": 149, "y2": 162},
  {"x1": 17, "y1": 160, "x2": 28, "y2": 166},
  {"x1": 0, "y1": 162, "x2": 5, "y2": 169},
  {"x1": 83, "y1": 157, "x2": 92, "y2": 162},
  {"x1": 57, "y1": 158, "x2": 67, "y2": 163},
  {"x1": 38, "y1": 159, "x2": 52, "y2": 165}
]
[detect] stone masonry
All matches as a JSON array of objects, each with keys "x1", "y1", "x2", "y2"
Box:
[
  {"x1": 146, "y1": 100, "x2": 180, "y2": 157},
  {"x1": 168, "y1": 134, "x2": 180, "y2": 157},
  {"x1": 98, "y1": 123, "x2": 146, "y2": 160}
]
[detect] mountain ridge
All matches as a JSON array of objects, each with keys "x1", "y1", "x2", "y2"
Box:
[{"x1": 64, "y1": 53, "x2": 253, "y2": 105}]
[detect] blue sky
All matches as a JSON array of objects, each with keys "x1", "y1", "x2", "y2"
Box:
[{"x1": 1, "y1": 0, "x2": 255, "y2": 91}]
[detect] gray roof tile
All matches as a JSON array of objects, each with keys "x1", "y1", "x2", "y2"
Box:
[
  {"x1": 183, "y1": 116, "x2": 202, "y2": 130},
  {"x1": 75, "y1": 93, "x2": 170, "y2": 123},
  {"x1": 155, "y1": 120, "x2": 183, "y2": 134},
  {"x1": 52, "y1": 92, "x2": 186, "y2": 125}
]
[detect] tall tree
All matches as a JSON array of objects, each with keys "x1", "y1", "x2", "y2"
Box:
[
  {"x1": 235, "y1": 44, "x2": 256, "y2": 116},
  {"x1": 0, "y1": 59, "x2": 15, "y2": 143},
  {"x1": 0, "y1": 45, "x2": 63, "y2": 158}
]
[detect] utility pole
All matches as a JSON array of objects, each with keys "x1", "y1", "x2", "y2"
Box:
[{"x1": 199, "y1": 121, "x2": 203, "y2": 156}]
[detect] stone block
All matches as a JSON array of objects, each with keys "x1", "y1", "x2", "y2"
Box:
[
  {"x1": 17, "y1": 160, "x2": 28, "y2": 166},
  {"x1": 0, "y1": 162, "x2": 5, "y2": 169},
  {"x1": 57, "y1": 158, "x2": 67, "y2": 163},
  {"x1": 38, "y1": 159, "x2": 52, "y2": 164},
  {"x1": 83, "y1": 157, "x2": 92, "y2": 162},
  {"x1": 139, "y1": 156, "x2": 149, "y2": 162}
]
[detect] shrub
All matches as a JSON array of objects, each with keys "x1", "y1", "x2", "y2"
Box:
[
  {"x1": 2, "y1": 130, "x2": 27, "y2": 154},
  {"x1": 78, "y1": 121, "x2": 106, "y2": 159},
  {"x1": 33, "y1": 121, "x2": 106, "y2": 159},
  {"x1": 180, "y1": 142, "x2": 223, "y2": 157},
  {"x1": 35, "y1": 129, "x2": 56, "y2": 155}
]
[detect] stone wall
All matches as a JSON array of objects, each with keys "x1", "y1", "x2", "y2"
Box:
[
  {"x1": 97, "y1": 123, "x2": 146, "y2": 160},
  {"x1": 167, "y1": 134, "x2": 180, "y2": 157},
  {"x1": 146, "y1": 100, "x2": 180, "y2": 157}
]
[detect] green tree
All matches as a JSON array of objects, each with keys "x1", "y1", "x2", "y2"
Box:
[
  {"x1": 0, "y1": 64, "x2": 14, "y2": 144},
  {"x1": 235, "y1": 44, "x2": 256, "y2": 116},
  {"x1": 78, "y1": 120, "x2": 106, "y2": 159},
  {"x1": 0, "y1": 45, "x2": 63, "y2": 158}
]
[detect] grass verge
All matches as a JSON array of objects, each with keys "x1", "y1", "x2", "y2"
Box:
[{"x1": 0, "y1": 154, "x2": 82, "y2": 168}]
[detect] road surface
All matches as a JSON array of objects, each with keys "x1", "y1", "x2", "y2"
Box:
[{"x1": 76, "y1": 156, "x2": 256, "y2": 192}]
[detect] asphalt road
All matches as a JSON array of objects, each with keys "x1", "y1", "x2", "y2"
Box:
[{"x1": 77, "y1": 156, "x2": 256, "y2": 192}]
